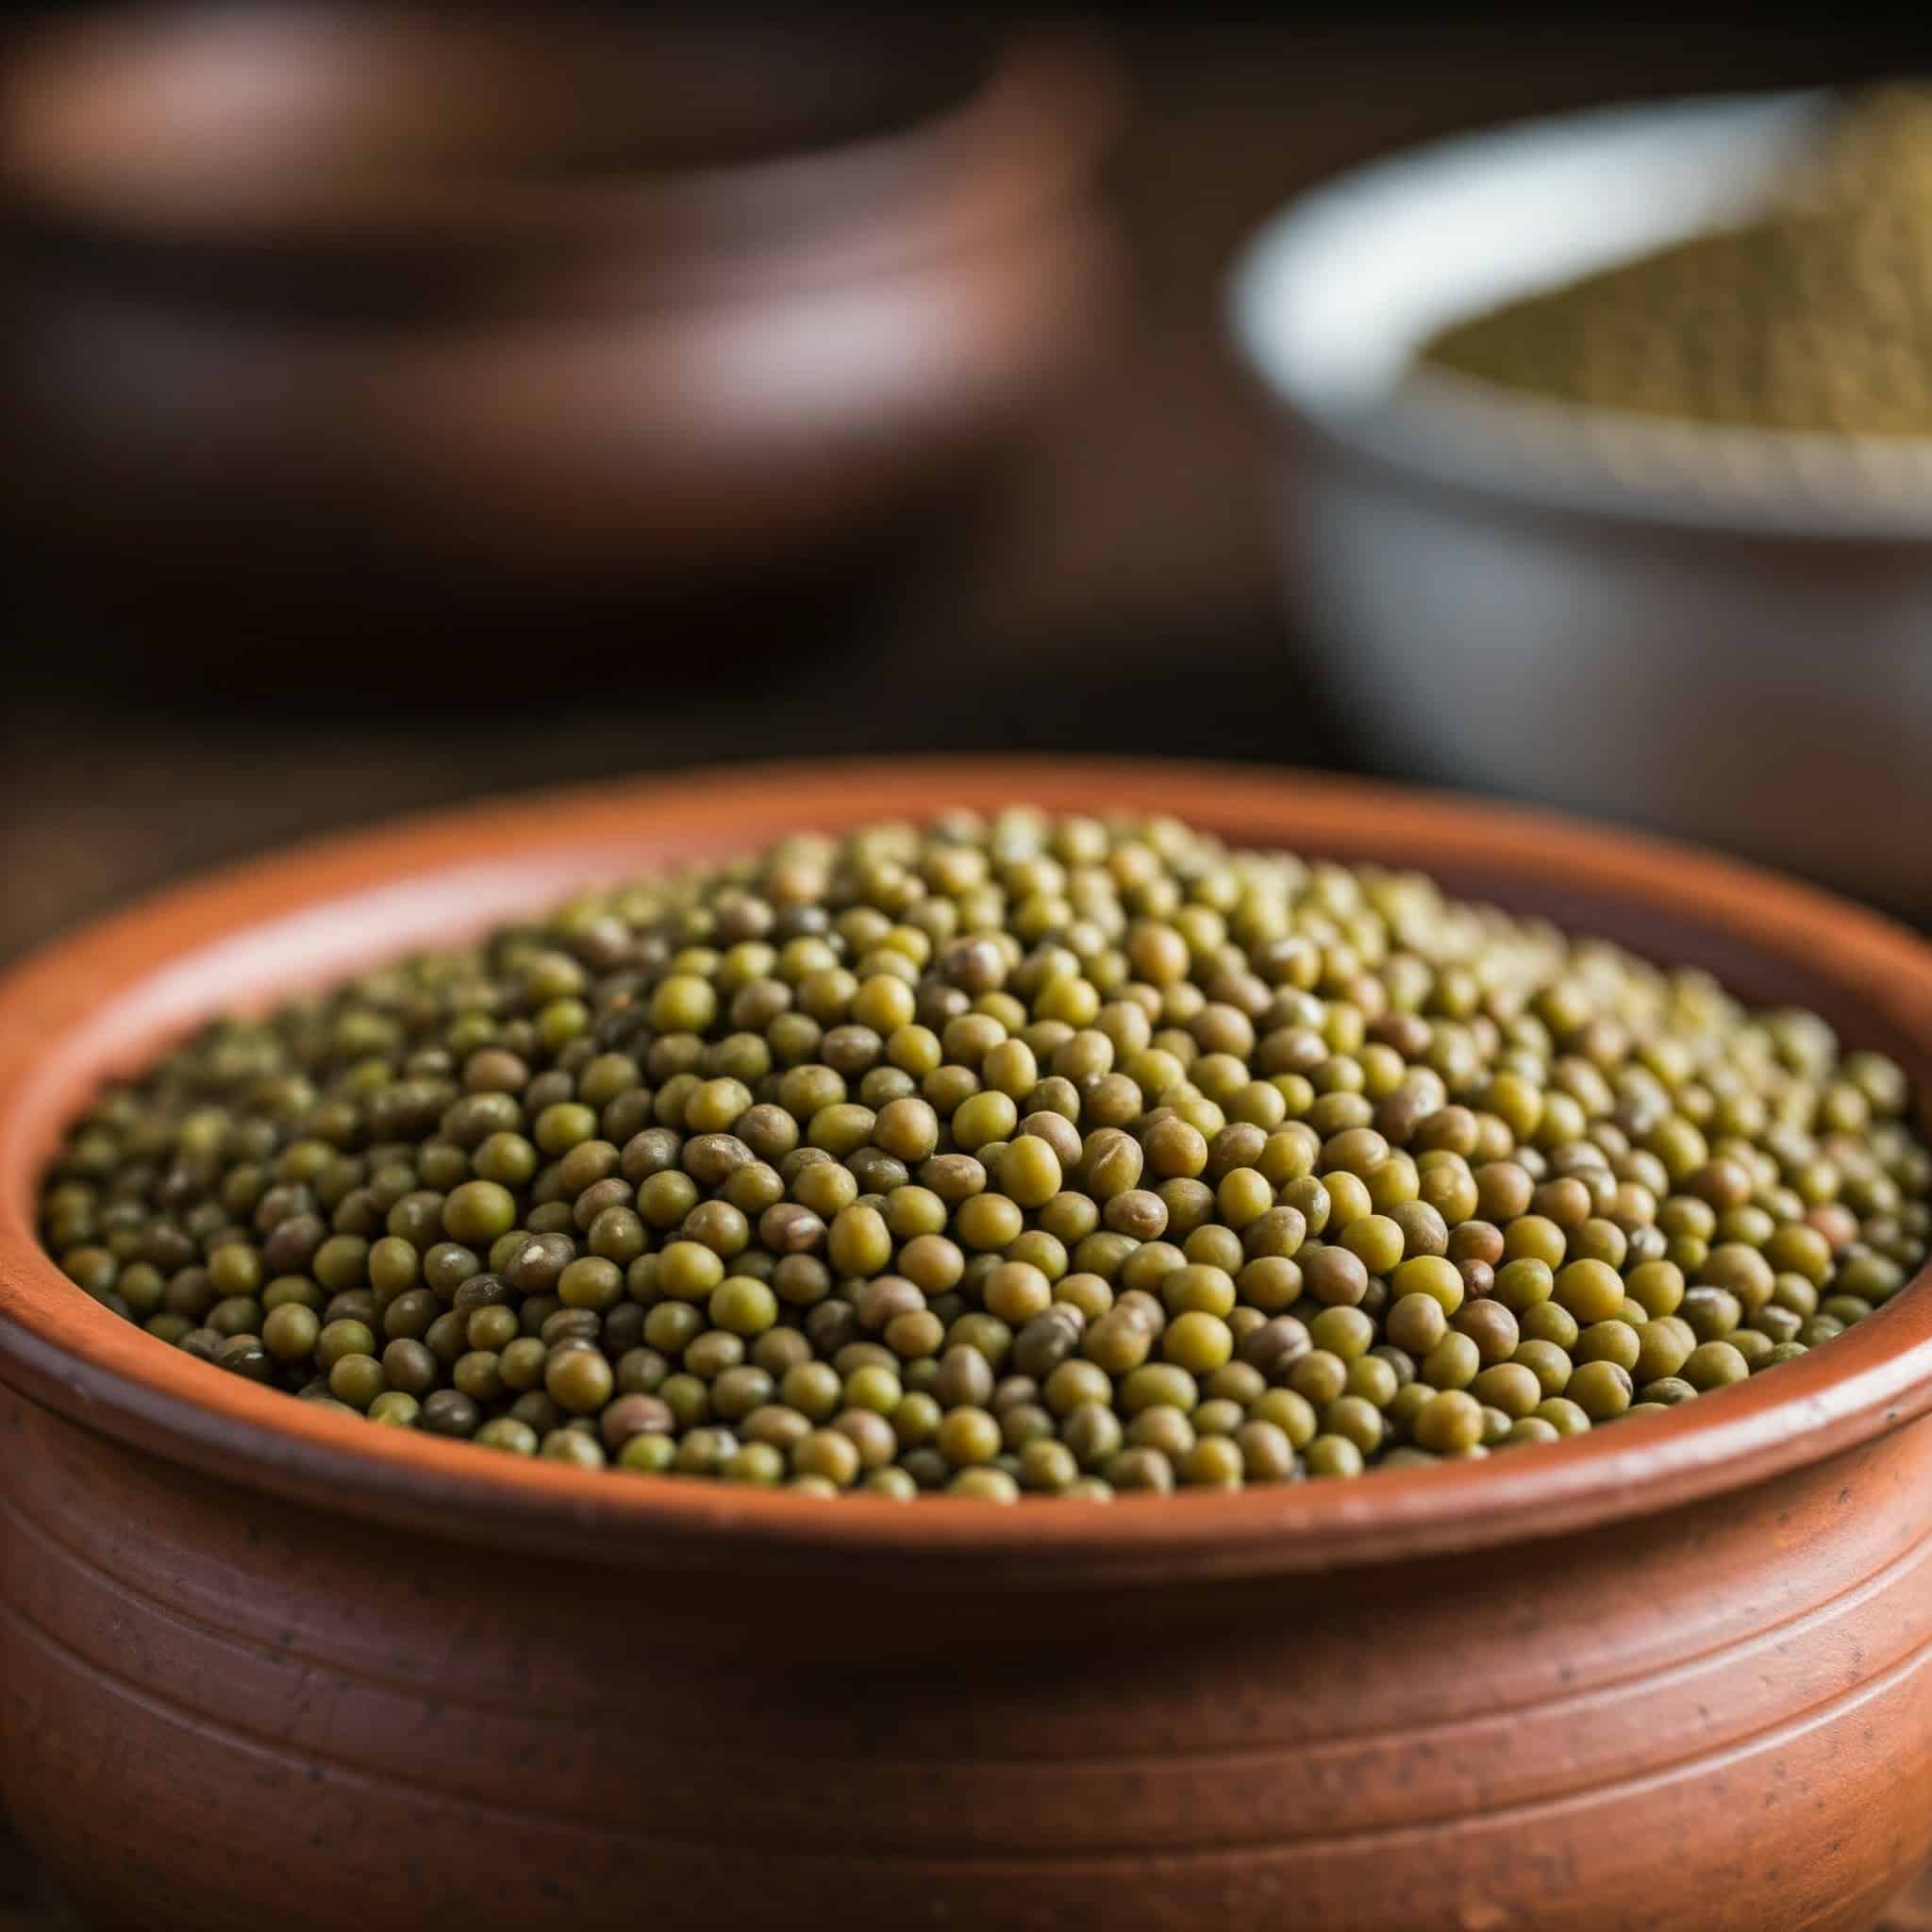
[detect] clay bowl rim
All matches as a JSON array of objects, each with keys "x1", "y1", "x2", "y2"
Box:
[
  {"x1": 1, "y1": 757, "x2": 1928, "y2": 1588},
  {"x1": 2, "y1": 25, "x2": 1122, "y2": 293}
]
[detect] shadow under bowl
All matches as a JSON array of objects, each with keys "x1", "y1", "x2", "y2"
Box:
[{"x1": 1, "y1": 758, "x2": 1930, "y2": 1931}]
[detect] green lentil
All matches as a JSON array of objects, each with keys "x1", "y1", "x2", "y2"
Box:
[{"x1": 38, "y1": 808, "x2": 1925, "y2": 1501}]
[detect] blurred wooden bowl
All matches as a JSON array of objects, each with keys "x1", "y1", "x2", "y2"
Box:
[{"x1": 2, "y1": 8, "x2": 1124, "y2": 651}]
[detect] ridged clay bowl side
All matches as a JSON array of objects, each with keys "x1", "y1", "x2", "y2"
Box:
[{"x1": 1, "y1": 758, "x2": 1928, "y2": 1932}]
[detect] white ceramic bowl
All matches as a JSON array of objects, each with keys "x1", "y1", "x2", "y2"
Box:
[{"x1": 1229, "y1": 92, "x2": 1932, "y2": 917}]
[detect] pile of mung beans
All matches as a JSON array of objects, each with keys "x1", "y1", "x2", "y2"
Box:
[
  {"x1": 1419, "y1": 84, "x2": 1932, "y2": 438},
  {"x1": 38, "y1": 809, "x2": 1930, "y2": 1498}
]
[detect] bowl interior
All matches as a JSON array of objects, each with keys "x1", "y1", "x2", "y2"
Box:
[
  {"x1": 1228, "y1": 91, "x2": 1932, "y2": 535},
  {"x1": 1, "y1": 760, "x2": 1929, "y2": 1582}
]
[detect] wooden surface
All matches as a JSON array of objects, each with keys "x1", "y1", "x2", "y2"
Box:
[{"x1": 6, "y1": 12, "x2": 1932, "y2": 1925}]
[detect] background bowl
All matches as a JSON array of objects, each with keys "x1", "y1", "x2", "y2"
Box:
[
  {"x1": 1227, "y1": 92, "x2": 1932, "y2": 919},
  {"x1": 2, "y1": 759, "x2": 1931, "y2": 1932},
  {"x1": 2, "y1": 9, "x2": 1123, "y2": 652}
]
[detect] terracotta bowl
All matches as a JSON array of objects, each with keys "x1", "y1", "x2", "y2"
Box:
[
  {"x1": 2, "y1": 758, "x2": 1930, "y2": 1932},
  {"x1": 1, "y1": 12, "x2": 1122, "y2": 644}
]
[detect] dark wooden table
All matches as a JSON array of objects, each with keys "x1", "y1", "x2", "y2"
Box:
[{"x1": 5, "y1": 11, "x2": 1930, "y2": 1925}]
